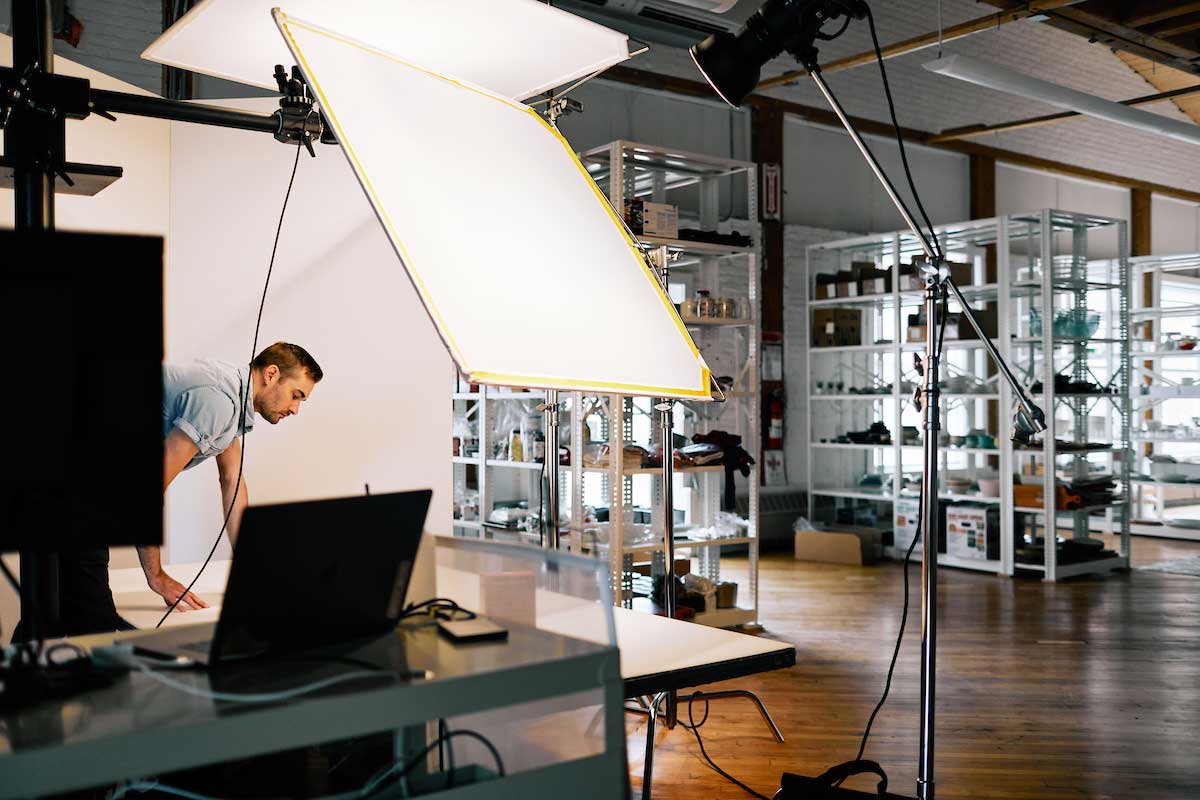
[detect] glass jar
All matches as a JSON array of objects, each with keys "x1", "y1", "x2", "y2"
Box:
[{"x1": 696, "y1": 290, "x2": 716, "y2": 318}]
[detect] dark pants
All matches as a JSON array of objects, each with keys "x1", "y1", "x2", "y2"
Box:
[{"x1": 12, "y1": 546, "x2": 136, "y2": 642}]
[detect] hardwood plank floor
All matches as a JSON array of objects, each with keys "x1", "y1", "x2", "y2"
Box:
[{"x1": 628, "y1": 537, "x2": 1200, "y2": 799}]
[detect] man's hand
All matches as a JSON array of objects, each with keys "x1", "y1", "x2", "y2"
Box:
[{"x1": 146, "y1": 569, "x2": 209, "y2": 611}]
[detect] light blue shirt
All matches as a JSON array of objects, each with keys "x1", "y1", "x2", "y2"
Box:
[{"x1": 163, "y1": 359, "x2": 255, "y2": 471}]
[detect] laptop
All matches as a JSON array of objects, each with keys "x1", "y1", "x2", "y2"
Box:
[{"x1": 135, "y1": 490, "x2": 431, "y2": 668}]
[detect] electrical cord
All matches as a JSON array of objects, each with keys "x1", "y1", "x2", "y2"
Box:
[
  {"x1": 157, "y1": 137, "x2": 305, "y2": 628},
  {"x1": 864, "y1": 4, "x2": 942, "y2": 262},
  {"x1": 836, "y1": 303, "x2": 948, "y2": 783},
  {"x1": 132, "y1": 660, "x2": 392, "y2": 704},
  {"x1": 680, "y1": 691, "x2": 771, "y2": 800},
  {"x1": 399, "y1": 597, "x2": 476, "y2": 622}
]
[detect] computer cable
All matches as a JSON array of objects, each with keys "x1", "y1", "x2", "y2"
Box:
[
  {"x1": 109, "y1": 727, "x2": 504, "y2": 800},
  {"x1": 399, "y1": 597, "x2": 476, "y2": 623},
  {"x1": 130, "y1": 659, "x2": 392, "y2": 704},
  {"x1": 156, "y1": 137, "x2": 305, "y2": 628}
]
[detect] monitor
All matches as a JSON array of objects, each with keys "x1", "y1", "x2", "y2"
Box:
[{"x1": 0, "y1": 230, "x2": 163, "y2": 552}]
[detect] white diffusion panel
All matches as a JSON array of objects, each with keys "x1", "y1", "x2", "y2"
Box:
[
  {"x1": 275, "y1": 12, "x2": 711, "y2": 399},
  {"x1": 144, "y1": 0, "x2": 629, "y2": 102}
]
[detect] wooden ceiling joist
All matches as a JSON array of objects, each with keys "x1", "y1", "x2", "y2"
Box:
[{"x1": 1123, "y1": 1, "x2": 1200, "y2": 30}]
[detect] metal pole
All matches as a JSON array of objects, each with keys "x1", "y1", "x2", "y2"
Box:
[
  {"x1": 89, "y1": 89, "x2": 281, "y2": 134},
  {"x1": 917, "y1": 279, "x2": 941, "y2": 800},
  {"x1": 657, "y1": 399, "x2": 677, "y2": 728},
  {"x1": 9, "y1": 0, "x2": 60, "y2": 642},
  {"x1": 544, "y1": 390, "x2": 561, "y2": 551},
  {"x1": 8, "y1": 0, "x2": 55, "y2": 230}
]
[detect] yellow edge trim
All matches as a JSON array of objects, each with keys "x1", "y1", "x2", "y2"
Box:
[
  {"x1": 277, "y1": 12, "x2": 470, "y2": 373},
  {"x1": 471, "y1": 370, "x2": 713, "y2": 399},
  {"x1": 279, "y1": 12, "x2": 709, "y2": 398}
]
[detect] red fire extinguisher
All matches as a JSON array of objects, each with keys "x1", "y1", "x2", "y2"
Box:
[{"x1": 767, "y1": 391, "x2": 784, "y2": 450}]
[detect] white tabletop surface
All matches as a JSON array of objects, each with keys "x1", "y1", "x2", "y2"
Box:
[{"x1": 110, "y1": 559, "x2": 793, "y2": 686}]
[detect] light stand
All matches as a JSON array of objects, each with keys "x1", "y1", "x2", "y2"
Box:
[{"x1": 691, "y1": 3, "x2": 1047, "y2": 796}]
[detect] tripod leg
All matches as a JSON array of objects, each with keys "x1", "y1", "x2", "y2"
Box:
[{"x1": 677, "y1": 689, "x2": 785, "y2": 743}]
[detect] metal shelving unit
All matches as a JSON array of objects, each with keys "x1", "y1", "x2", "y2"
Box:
[
  {"x1": 569, "y1": 140, "x2": 761, "y2": 628},
  {"x1": 1128, "y1": 253, "x2": 1200, "y2": 541},
  {"x1": 450, "y1": 386, "x2": 552, "y2": 545},
  {"x1": 805, "y1": 210, "x2": 1132, "y2": 580}
]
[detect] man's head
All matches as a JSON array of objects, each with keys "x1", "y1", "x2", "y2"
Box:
[{"x1": 250, "y1": 342, "x2": 323, "y2": 424}]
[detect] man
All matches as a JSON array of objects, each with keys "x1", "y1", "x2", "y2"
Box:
[{"x1": 55, "y1": 342, "x2": 324, "y2": 636}]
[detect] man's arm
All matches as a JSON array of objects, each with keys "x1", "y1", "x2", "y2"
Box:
[
  {"x1": 215, "y1": 438, "x2": 249, "y2": 548},
  {"x1": 140, "y1": 427, "x2": 209, "y2": 611}
]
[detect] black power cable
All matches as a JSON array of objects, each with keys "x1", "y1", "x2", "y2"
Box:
[
  {"x1": 839, "y1": 301, "x2": 948, "y2": 778},
  {"x1": 156, "y1": 138, "x2": 304, "y2": 627},
  {"x1": 864, "y1": 4, "x2": 943, "y2": 262},
  {"x1": 680, "y1": 691, "x2": 771, "y2": 800}
]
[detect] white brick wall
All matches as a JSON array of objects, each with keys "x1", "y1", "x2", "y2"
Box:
[{"x1": 782, "y1": 224, "x2": 859, "y2": 489}]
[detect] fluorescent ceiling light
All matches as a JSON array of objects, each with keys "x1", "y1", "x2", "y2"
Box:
[
  {"x1": 274, "y1": 11, "x2": 710, "y2": 398},
  {"x1": 144, "y1": 0, "x2": 631, "y2": 102},
  {"x1": 924, "y1": 54, "x2": 1200, "y2": 147}
]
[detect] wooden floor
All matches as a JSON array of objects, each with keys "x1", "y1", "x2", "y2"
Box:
[{"x1": 628, "y1": 535, "x2": 1200, "y2": 799}]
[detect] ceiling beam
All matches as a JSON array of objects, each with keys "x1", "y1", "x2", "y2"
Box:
[
  {"x1": 599, "y1": 65, "x2": 1200, "y2": 203},
  {"x1": 1144, "y1": 12, "x2": 1200, "y2": 39},
  {"x1": 927, "y1": 83, "x2": 1200, "y2": 142},
  {"x1": 756, "y1": 0, "x2": 1081, "y2": 90},
  {"x1": 1124, "y1": 1, "x2": 1200, "y2": 29},
  {"x1": 1034, "y1": 5, "x2": 1200, "y2": 75}
]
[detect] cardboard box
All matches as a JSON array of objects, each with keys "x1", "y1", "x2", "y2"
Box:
[
  {"x1": 812, "y1": 308, "x2": 862, "y2": 347},
  {"x1": 642, "y1": 201, "x2": 678, "y2": 238},
  {"x1": 835, "y1": 270, "x2": 859, "y2": 298},
  {"x1": 855, "y1": 263, "x2": 891, "y2": 295},
  {"x1": 623, "y1": 199, "x2": 678, "y2": 238},
  {"x1": 815, "y1": 274, "x2": 838, "y2": 300},
  {"x1": 812, "y1": 308, "x2": 838, "y2": 347},
  {"x1": 794, "y1": 527, "x2": 882, "y2": 566}
]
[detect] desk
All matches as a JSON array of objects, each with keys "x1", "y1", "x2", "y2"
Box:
[{"x1": 0, "y1": 606, "x2": 624, "y2": 799}]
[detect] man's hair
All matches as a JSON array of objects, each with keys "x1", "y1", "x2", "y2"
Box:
[{"x1": 251, "y1": 342, "x2": 324, "y2": 382}]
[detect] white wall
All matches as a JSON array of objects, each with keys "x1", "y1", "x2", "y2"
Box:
[
  {"x1": 783, "y1": 118, "x2": 970, "y2": 232},
  {"x1": 1151, "y1": 196, "x2": 1200, "y2": 255},
  {"x1": 165, "y1": 99, "x2": 451, "y2": 607},
  {"x1": 996, "y1": 163, "x2": 1131, "y2": 259},
  {"x1": 0, "y1": 37, "x2": 171, "y2": 635}
]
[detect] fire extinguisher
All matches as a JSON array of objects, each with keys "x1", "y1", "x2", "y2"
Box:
[{"x1": 767, "y1": 390, "x2": 784, "y2": 450}]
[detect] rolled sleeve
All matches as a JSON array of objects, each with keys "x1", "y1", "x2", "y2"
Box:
[{"x1": 171, "y1": 387, "x2": 237, "y2": 458}]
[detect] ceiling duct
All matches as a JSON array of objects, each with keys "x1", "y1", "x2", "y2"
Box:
[{"x1": 557, "y1": 0, "x2": 746, "y2": 49}]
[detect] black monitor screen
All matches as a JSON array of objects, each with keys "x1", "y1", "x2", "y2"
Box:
[{"x1": 0, "y1": 230, "x2": 163, "y2": 552}]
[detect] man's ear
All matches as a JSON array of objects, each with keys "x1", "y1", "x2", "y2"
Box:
[{"x1": 264, "y1": 364, "x2": 279, "y2": 384}]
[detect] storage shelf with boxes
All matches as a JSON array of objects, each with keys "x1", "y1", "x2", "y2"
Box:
[{"x1": 802, "y1": 210, "x2": 1132, "y2": 580}]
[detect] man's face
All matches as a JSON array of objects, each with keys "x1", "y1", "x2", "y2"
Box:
[{"x1": 257, "y1": 365, "x2": 316, "y2": 424}]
